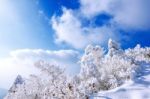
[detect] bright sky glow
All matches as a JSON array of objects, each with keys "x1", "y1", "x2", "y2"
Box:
[{"x1": 0, "y1": 0, "x2": 150, "y2": 89}]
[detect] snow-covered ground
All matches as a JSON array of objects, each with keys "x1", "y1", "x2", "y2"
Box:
[
  {"x1": 4, "y1": 40, "x2": 150, "y2": 99},
  {"x1": 92, "y1": 63, "x2": 150, "y2": 99}
]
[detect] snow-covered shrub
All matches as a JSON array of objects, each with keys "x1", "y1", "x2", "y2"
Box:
[
  {"x1": 99, "y1": 56, "x2": 135, "y2": 87},
  {"x1": 78, "y1": 39, "x2": 136, "y2": 96},
  {"x1": 5, "y1": 39, "x2": 150, "y2": 99},
  {"x1": 79, "y1": 44, "x2": 104, "y2": 80},
  {"x1": 125, "y1": 44, "x2": 150, "y2": 79},
  {"x1": 5, "y1": 60, "x2": 88, "y2": 99},
  {"x1": 4, "y1": 75, "x2": 27, "y2": 99},
  {"x1": 125, "y1": 44, "x2": 150, "y2": 63},
  {"x1": 107, "y1": 39, "x2": 123, "y2": 57},
  {"x1": 5, "y1": 60, "x2": 68, "y2": 99}
]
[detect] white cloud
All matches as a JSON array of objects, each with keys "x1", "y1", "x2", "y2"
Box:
[
  {"x1": 51, "y1": 8, "x2": 116, "y2": 49},
  {"x1": 80, "y1": 0, "x2": 112, "y2": 18},
  {"x1": 0, "y1": 49, "x2": 80, "y2": 89},
  {"x1": 80, "y1": 0, "x2": 150, "y2": 30},
  {"x1": 51, "y1": 9, "x2": 87, "y2": 48},
  {"x1": 0, "y1": 0, "x2": 52, "y2": 57},
  {"x1": 112, "y1": 0, "x2": 150, "y2": 30},
  {"x1": 51, "y1": 0, "x2": 150, "y2": 49}
]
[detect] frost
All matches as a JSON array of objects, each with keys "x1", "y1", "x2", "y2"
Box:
[{"x1": 4, "y1": 39, "x2": 150, "y2": 99}]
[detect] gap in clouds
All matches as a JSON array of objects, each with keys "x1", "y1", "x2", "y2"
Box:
[
  {"x1": 38, "y1": 0, "x2": 80, "y2": 17},
  {"x1": 50, "y1": 0, "x2": 150, "y2": 49}
]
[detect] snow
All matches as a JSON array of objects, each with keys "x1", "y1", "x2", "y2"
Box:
[
  {"x1": 92, "y1": 63, "x2": 150, "y2": 99},
  {"x1": 14, "y1": 75, "x2": 24, "y2": 85},
  {"x1": 4, "y1": 39, "x2": 150, "y2": 99}
]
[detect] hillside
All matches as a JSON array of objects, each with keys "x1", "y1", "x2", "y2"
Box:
[
  {"x1": 4, "y1": 39, "x2": 150, "y2": 99},
  {"x1": 92, "y1": 62, "x2": 150, "y2": 99}
]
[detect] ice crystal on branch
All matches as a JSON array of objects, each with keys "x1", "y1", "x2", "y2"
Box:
[{"x1": 5, "y1": 39, "x2": 150, "y2": 99}]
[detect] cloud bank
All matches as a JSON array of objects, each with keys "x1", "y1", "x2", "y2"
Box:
[
  {"x1": 51, "y1": 0, "x2": 150, "y2": 49},
  {"x1": 0, "y1": 49, "x2": 79, "y2": 89}
]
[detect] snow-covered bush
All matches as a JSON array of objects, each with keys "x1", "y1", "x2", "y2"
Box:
[
  {"x1": 79, "y1": 39, "x2": 136, "y2": 96},
  {"x1": 5, "y1": 60, "x2": 68, "y2": 99},
  {"x1": 5, "y1": 39, "x2": 150, "y2": 99},
  {"x1": 125, "y1": 44, "x2": 150, "y2": 63},
  {"x1": 4, "y1": 75, "x2": 26, "y2": 99},
  {"x1": 107, "y1": 39, "x2": 123, "y2": 57},
  {"x1": 5, "y1": 60, "x2": 88, "y2": 99}
]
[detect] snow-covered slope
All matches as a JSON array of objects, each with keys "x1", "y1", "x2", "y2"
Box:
[
  {"x1": 92, "y1": 62, "x2": 150, "y2": 99},
  {"x1": 4, "y1": 39, "x2": 150, "y2": 99}
]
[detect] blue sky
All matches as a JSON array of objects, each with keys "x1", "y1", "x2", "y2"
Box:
[
  {"x1": 0, "y1": 0, "x2": 150, "y2": 89},
  {"x1": 0, "y1": 0, "x2": 150, "y2": 57}
]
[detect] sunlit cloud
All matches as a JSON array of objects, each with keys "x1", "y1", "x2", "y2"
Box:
[{"x1": 0, "y1": 49, "x2": 79, "y2": 89}]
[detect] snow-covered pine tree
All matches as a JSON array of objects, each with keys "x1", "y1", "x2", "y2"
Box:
[{"x1": 4, "y1": 75, "x2": 27, "y2": 99}]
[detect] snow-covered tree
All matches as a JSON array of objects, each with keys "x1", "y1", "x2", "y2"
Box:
[
  {"x1": 5, "y1": 39, "x2": 150, "y2": 99},
  {"x1": 125, "y1": 44, "x2": 150, "y2": 63},
  {"x1": 5, "y1": 60, "x2": 68, "y2": 99},
  {"x1": 107, "y1": 38, "x2": 123, "y2": 57},
  {"x1": 4, "y1": 75, "x2": 27, "y2": 99},
  {"x1": 78, "y1": 39, "x2": 137, "y2": 96},
  {"x1": 5, "y1": 60, "x2": 88, "y2": 99},
  {"x1": 79, "y1": 45, "x2": 104, "y2": 79}
]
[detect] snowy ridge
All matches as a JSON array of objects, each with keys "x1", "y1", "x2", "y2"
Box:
[
  {"x1": 4, "y1": 39, "x2": 150, "y2": 99},
  {"x1": 92, "y1": 62, "x2": 150, "y2": 99}
]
